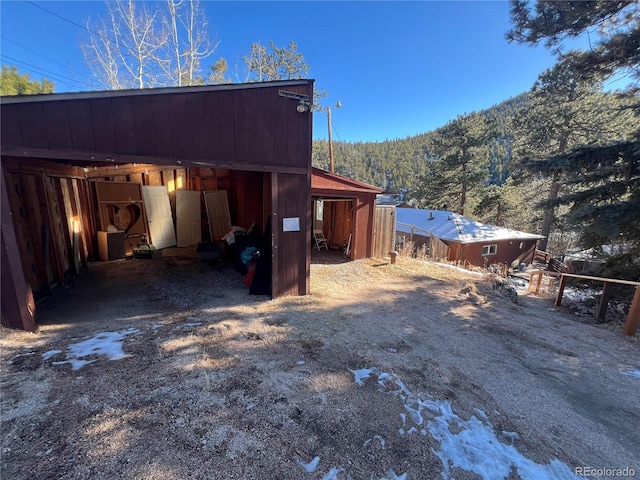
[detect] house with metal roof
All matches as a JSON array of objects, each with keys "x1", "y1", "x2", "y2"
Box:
[{"x1": 395, "y1": 208, "x2": 544, "y2": 268}]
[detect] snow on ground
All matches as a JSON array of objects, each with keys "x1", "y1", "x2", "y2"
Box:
[
  {"x1": 422, "y1": 260, "x2": 484, "y2": 277},
  {"x1": 44, "y1": 328, "x2": 141, "y2": 371},
  {"x1": 510, "y1": 278, "x2": 529, "y2": 291},
  {"x1": 621, "y1": 370, "x2": 640, "y2": 379},
  {"x1": 322, "y1": 467, "x2": 344, "y2": 480},
  {"x1": 350, "y1": 368, "x2": 583, "y2": 480},
  {"x1": 41, "y1": 349, "x2": 62, "y2": 360},
  {"x1": 299, "y1": 456, "x2": 320, "y2": 473}
]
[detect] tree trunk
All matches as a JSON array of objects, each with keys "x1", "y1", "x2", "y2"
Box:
[
  {"x1": 460, "y1": 159, "x2": 467, "y2": 216},
  {"x1": 538, "y1": 175, "x2": 560, "y2": 252}
]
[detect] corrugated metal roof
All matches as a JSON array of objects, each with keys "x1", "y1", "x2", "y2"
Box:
[{"x1": 396, "y1": 209, "x2": 544, "y2": 244}]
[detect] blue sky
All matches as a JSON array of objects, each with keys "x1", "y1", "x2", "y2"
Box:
[{"x1": 1, "y1": 1, "x2": 566, "y2": 142}]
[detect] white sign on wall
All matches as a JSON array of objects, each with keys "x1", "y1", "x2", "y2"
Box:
[{"x1": 283, "y1": 217, "x2": 300, "y2": 232}]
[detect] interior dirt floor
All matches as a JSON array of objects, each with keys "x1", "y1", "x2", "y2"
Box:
[{"x1": 1, "y1": 250, "x2": 639, "y2": 479}]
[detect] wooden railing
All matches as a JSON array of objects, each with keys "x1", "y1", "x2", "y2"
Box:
[
  {"x1": 525, "y1": 270, "x2": 640, "y2": 335},
  {"x1": 554, "y1": 273, "x2": 640, "y2": 336}
]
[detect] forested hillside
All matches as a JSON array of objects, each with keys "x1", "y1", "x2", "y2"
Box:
[
  {"x1": 312, "y1": 87, "x2": 637, "y2": 257},
  {"x1": 312, "y1": 93, "x2": 527, "y2": 199}
]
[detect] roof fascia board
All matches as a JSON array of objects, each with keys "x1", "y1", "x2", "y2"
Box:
[{"x1": 0, "y1": 79, "x2": 314, "y2": 105}]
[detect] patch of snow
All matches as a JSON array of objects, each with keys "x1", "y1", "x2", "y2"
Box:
[
  {"x1": 352, "y1": 368, "x2": 582, "y2": 480},
  {"x1": 563, "y1": 287, "x2": 599, "y2": 303},
  {"x1": 179, "y1": 322, "x2": 202, "y2": 328},
  {"x1": 322, "y1": 467, "x2": 345, "y2": 480},
  {"x1": 299, "y1": 456, "x2": 320, "y2": 473},
  {"x1": 52, "y1": 358, "x2": 96, "y2": 370},
  {"x1": 621, "y1": 370, "x2": 640, "y2": 379},
  {"x1": 510, "y1": 278, "x2": 528, "y2": 291},
  {"x1": 379, "y1": 472, "x2": 407, "y2": 480},
  {"x1": 42, "y1": 350, "x2": 62, "y2": 360},
  {"x1": 427, "y1": 261, "x2": 484, "y2": 277},
  {"x1": 296, "y1": 360, "x2": 306, "y2": 365},
  {"x1": 350, "y1": 367, "x2": 377, "y2": 386},
  {"x1": 50, "y1": 328, "x2": 141, "y2": 371}
]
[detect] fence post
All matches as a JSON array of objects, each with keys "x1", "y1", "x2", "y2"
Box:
[
  {"x1": 623, "y1": 286, "x2": 640, "y2": 336},
  {"x1": 555, "y1": 274, "x2": 567, "y2": 306}
]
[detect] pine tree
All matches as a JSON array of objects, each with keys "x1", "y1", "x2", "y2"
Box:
[
  {"x1": 417, "y1": 113, "x2": 492, "y2": 215},
  {"x1": 507, "y1": 0, "x2": 640, "y2": 261},
  {"x1": 510, "y1": 58, "x2": 633, "y2": 251}
]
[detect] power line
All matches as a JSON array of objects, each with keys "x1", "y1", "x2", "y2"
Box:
[
  {"x1": 1, "y1": 55, "x2": 87, "y2": 89},
  {"x1": 24, "y1": 0, "x2": 172, "y2": 82},
  {"x1": 1, "y1": 36, "x2": 92, "y2": 87},
  {"x1": 25, "y1": 1, "x2": 113, "y2": 46},
  {"x1": 25, "y1": 0, "x2": 150, "y2": 61}
]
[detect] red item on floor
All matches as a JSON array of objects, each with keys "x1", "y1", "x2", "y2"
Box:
[{"x1": 243, "y1": 266, "x2": 256, "y2": 286}]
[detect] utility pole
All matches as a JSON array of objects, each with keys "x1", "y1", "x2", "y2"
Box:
[
  {"x1": 327, "y1": 107, "x2": 335, "y2": 173},
  {"x1": 326, "y1": 101, "x2": 341, "y2": 173}
]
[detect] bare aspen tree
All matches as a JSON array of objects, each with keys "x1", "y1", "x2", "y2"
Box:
[
  {"x1": 81, "y1": 0, "x2": 218, "y2": 89},
  {"x1": 164, "y1": 0, "x2": 219, "y2": 86}
]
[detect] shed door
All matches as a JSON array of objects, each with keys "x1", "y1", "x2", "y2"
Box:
[
  {"x1": 142, "y1": 186, "x2": 177, "y2": 250},
  {"x1": 176, "y1": 190, "x2": 201, "y2": 247}
]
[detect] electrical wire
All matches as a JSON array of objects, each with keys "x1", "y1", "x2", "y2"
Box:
[
  {"x1": 1, "y1": 36, "x2": 92, "y2": 89},
  {"x1": 1, "y1": 36, "x2": 88, "y2": 80},
  {"x1": 25, "y1": 1, "x2": 119, "y2": 51},
  {"x1": 24, "y1": 0, "x2": 174, "y2": 83},
  {"x1": 1, "y1": 54, "x2": 87, "y2": 90}
]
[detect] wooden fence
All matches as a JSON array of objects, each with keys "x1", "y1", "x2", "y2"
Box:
[{"x1": 529, "y1": 269, "x2": 640, "y2": 336}]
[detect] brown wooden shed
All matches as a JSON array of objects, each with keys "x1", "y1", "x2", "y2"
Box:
[
  {"x1": 1, "y1": 80, "x2": 314, "y2": 332},
  {"x1": 311, "y1": 168, "x2": 383, "y2": 259}
]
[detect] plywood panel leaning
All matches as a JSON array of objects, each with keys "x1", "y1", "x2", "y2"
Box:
[{"x1": 203, "y1": 190, "x2": 232, "y2": 240}]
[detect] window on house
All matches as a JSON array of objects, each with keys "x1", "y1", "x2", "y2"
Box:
[
  {"x1": 482, "y1": 244, "x2": 497, "y2": 256},
  {"x1": 315, "y1": 200, "x2": 324, "y2": 221}
]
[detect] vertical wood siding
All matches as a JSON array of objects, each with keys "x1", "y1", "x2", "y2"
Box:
[
  {"x1": 1, "y1": 81, "x2": 314, "y2": 330},
  {"x1": 273, "y1": 172, "x2": 310, "y2": 297},
  {"x1": 1, "y1": 82, "x2": 313, "y2": 171}
]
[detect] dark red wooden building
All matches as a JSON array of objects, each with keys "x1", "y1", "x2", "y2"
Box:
[
  {"x1": 311, "y1": 168, "x2": 383, "y2": 259},
  {"x1": 395, "y1": 209, "x2": 544, "y2": 268},
  {"x1": 1, "y1": 80, "x2": 314, "y2": 332}
]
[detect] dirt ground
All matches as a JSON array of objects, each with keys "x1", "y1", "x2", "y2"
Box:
[{"x1": 1, "y1": 249, "x2": 639, "y2": 480}]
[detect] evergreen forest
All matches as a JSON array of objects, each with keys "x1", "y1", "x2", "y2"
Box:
[
  {"x1": 311, "y1": 87, "x2": 637, "y2": 255},
  {"x1": 313, "y1": 0, "x2": 640, "y2": 281}
]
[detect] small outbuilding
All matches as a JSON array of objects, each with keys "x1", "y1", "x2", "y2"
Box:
[
  {"x1": 396, "y1": 209, "x2": 544, "y2": 268},
  {"x1": 311, "y1": 168, "x2": 383, "y2": 259},
  {"x1": 1, "y1": 80, "x2": 314, "y2": 332}
]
